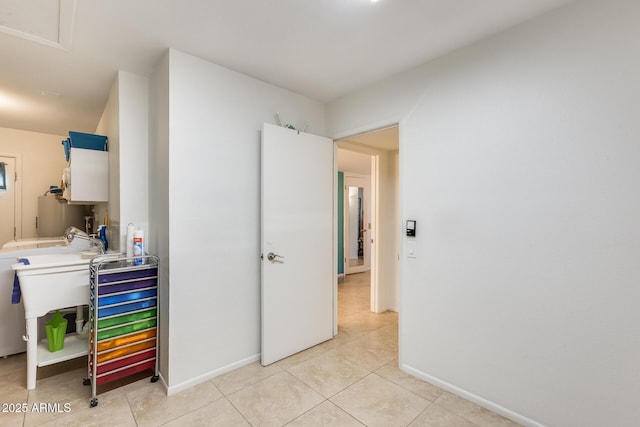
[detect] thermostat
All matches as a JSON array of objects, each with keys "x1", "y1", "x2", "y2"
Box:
[{"x1": 406, "y1": 220, "x2": 416, "y2": 237}]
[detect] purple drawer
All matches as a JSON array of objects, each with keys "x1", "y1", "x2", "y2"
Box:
[
  {"x1": 98, "y1": 278, "x2": 156, "y2": 295},
  {"x1": 98, "y1": 267, "x2": 157, "y2": 284}
]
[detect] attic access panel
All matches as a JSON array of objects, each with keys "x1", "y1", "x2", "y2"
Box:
[{"x1": 0, "y1": 0, "x2": 74, "y2": 49}]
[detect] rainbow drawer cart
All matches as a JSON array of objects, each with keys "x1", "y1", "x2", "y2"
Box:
[{"x1": 86, "y1": 255, "x2": 160, "y2": 407}]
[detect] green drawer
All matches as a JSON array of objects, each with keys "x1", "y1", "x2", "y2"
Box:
[
  {"x1": 97, "y1": 318, "x2": 157, "y2": 341},
  {"x1": 97, "y1": 308, "x2": 157, "y2": 329}
]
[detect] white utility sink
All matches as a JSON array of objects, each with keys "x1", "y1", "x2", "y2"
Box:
[
  {"x1": 12, "y1": 252, "x2": 96, "y2": 319},
  {"x1": 11, "y1": 251, "x2": 99, "y2": 389}
]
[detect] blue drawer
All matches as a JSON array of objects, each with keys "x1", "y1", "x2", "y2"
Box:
[
  {"x1": 97, "y1": 299, "x2": 157, "y2": 318},
  {"x1": 98, "y1": 288, "x2": 157, "y2": 307}
]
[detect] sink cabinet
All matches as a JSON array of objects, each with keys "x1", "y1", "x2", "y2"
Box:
[{"x1": 12, "y1": 252, "x2": 93, "y2": 390}]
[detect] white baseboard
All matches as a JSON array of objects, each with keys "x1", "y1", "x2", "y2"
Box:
[
  {"x1": 165, "y1": 353, "x2": 260, "y2": 396},
  {"x1": 400, "y1": 363, "x2": 545, "y2": 427}
]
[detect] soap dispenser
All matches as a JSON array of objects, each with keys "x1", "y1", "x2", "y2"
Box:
[{"x1": 98, "y1": 225, "x2": 108, "y2": 251}]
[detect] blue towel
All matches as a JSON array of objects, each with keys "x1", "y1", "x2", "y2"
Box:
[{"x1": 12, "y1": 258, "x2": 30, "y2": 304}]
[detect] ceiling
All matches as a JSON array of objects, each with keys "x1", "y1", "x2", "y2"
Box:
[
  {"x1": 341, "y1": 126, "x2": 398, "y2": 151},
  {"x1": 0, "y1": 0, "x2": 573, "y2": 137},
  {"x1": 338, "y1": 149, "x2": 371, "y2": 176},
  {"x1": 338, "y1": 126, "x2": 397, "y2": 173}
]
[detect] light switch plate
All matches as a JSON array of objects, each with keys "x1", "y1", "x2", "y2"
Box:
[{"x1": 407, "y1": 241, "x2": 417, "y2": 258}]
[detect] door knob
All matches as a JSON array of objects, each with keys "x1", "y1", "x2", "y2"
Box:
[{"x1": 267, "y1": 252, "x2": 284, "y2": 261}]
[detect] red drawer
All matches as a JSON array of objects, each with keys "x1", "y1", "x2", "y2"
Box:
[
  {"x1": 95, "y1": 349, "x2": 156, "y2": 375},
  {"x1": 96, "y1": 360, "x2": 156, "y2": 386}
]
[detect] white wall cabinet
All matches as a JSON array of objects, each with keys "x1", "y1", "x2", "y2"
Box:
[{"x1": 64, "y1": 148, "x2": 108, "y2": 203}]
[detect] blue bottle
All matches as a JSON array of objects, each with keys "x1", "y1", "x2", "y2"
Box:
[{"x1": 98, "y1": 225, "x2": 108, "y2": 251}]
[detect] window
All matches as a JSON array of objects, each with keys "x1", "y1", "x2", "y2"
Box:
[{"x1": 0, "y1": 162, "x2": 6, "y2": 190}]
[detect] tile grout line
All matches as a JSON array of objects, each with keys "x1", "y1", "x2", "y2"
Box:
[
  {"x1": 215, "y1": 363, "x2": 286, "y2": 398},
  {"x1": 124, "y1": 386, "x2": 141, "y2": 427},
  {"x1": 222, "y1": 394, "x2": 257, "y2": 427},
  {"x1": 371, "y1": 363, "x2": 445, "y2": 404},
  {"x1": 406, "y1": 401, "x2": 434, "y2": 427},
  {"x1": 282, "y1": 398, "x2": 329, "y2": 426}
]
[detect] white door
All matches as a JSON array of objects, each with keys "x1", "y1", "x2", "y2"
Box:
[
  {"x1": 261, "y1": 123, "x2": 334, "y2": 365},
  {"x1": 345, "y1": 175, "x2": 370, "y2": 275},
  {"x1": 0, "y1": 156, "x2": 16, "y2": 247}
]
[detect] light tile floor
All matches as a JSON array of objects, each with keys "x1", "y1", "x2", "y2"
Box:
[{"x1": 0, "y1": 272, "x2": 520, "y2": 426}]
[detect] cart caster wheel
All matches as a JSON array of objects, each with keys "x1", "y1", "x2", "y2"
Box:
[
  {"x1": 83, "y1": 378, "x2": 91, "y2": 386},
  {"x1": 150, "y1": 375, "x2": 159, "y2": 383},
  {"x1": 90, "y1": 398, "x2": 98, "y2": 408}
]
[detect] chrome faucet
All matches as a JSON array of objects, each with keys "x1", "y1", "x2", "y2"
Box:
[{"x1": 64, "y1": 226, "x2": 105, "y2": 254}]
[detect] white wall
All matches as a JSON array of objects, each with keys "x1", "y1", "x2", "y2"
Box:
[
  {"x1": 148, "y1": 52, "x2": 170, "y2": 383},
  {"x1": 378, "y1": 150, "x2": 399, "y2": 311},
  {"x1": 0, "y1": 127, "x2": 67, "y2": 238},
  {"x1": 95, "y1": 77, "x2": 119, "y2": 242},
  {"x1": 327, "y1": 0, "x2": 640, "y2": 426},
  {"x1": 117, "y1": 71, "x2": 149, "y2": 250},
  {"x1": 96, "y1": 71, "x2": 149, "y2": 251},
  {"x1": 149, "y1": 49, "x2": 326, "y2": 391}
]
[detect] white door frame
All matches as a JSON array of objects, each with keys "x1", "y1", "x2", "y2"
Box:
[
  {"x1": 334, "y1": 120, "x2": 402, "y2": 316},
  {"x1": 0, "y1": 153, "x2": 23, "y2": 242}
]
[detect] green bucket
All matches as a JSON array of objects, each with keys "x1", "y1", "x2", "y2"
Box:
[{"x1": 45, "y1": 310, "x2": 68, "y2": 352}]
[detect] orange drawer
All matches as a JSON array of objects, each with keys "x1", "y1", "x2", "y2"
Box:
[
  {"x1": 97, "y1": 329, "x2": 156, "y2": 352},
  {"x1": 97, "y1": 339, "x2": 156, "y2": 364}
]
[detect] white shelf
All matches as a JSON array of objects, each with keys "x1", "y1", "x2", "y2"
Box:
[{"x1": 37, "y1": 334, "x2": 89, "y2": 367}]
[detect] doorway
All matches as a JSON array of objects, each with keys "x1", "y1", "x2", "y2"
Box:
[
  {"x1": 0, "y1": 154, "x2": 21, "y2": 247},
  {"x1": 336, "y1": 125, "x2": 399, "y2": 321}
]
